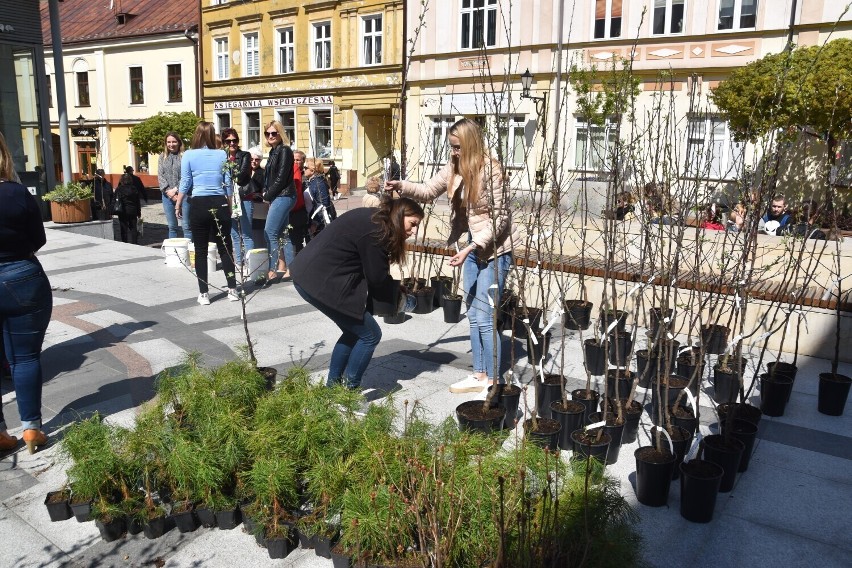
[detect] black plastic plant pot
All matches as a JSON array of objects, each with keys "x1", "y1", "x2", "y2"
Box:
[
  {"x1": 44, "y1": 491, "x2": 73, "y2": 522},
  {"x1": 712, "y1": 358, "x2": 747, "y2": 405},
  {"x1": 700, "y1": 434, "x2": 745, "y2": 493},
  {"x1": 600, "y1": 398, "x2": 643, "y2": 444},
  {"x1": 70, "y1": 499, "x2": 93, "y2": 523},
  {"x1": 701, "y1": 324, "x2": 730, "y2": 355},
  {"x1": 195, "y1": 505, "x2": 217, "y2": 528},
  {"x1": 143, "y1": 515, "x2": 168, "y2": 539},
  {"x1": 96, "y1": 517, "x2": 127, "y2": 542},
  {"x1": 669, "y1": 404, "x2": 699, "y2": 437},
  {"x1": 584, "y1": 339, "x2": 607, "y2": 375},
  {"x1": 536, "y1": 373, "x2": 566, "y2": 419},
  {"x1": 607, "y1": 332, "x2": 633, "y2": 366},
  {"x1": 442, "y1": 294, "x2": 463, "y2": 323},
  {"x1": 456, "y1": 400, "x2": 506, "y2": 434},
  {"x1": 717, "y1": 402, "x2": 762, "y2": 426},
  {"x1": 496, "y1": 290, "x2": 518, "y2": 333},
  {"x1": 817, "y1": 373, "x2": 852, "y2": 416},
  {"x1": 412, "y1": 287, "x2": 436, "y2": 314},
  {"x1": 766, "y1": 361, "x2": 798, "y2": 380},
  {"x1": 651, "y1": 375, "x2": 690, "y2": 418},
  {"x1": 605, "y1": 369, "x2": 635, "y2": 401},
  {"x1": 651, "y1": 425, "x2": 693, "y2": 480},
  {"x1": 383, "y1": 312, "x2": 406, "y2": 324},
  {"x1": 489, "y1": 384, "x2": 522, "y2": 430},
  {"x1": 331, "y1": 544, "x2": 354, "y2": 568},
  {"x1": 215, "y1": 506, "x2": 241, "y2": 530},
  {"x1": 267, "y1": 534, "x2": 293, "y2": 559},
  {"x1": 571, "y1": 388, "x2": 601, "y2": 425},
  {"x1": 636, "y1": 350, "x2": 663, "y2": 389},
  {"x1": 372, "y1": 279, "x2": 400, "y2": 317},
  {"x1": 720, "y1": 418, "x2": 758, "y2": 472},
  {"x1": 588, "y1": 412, "x2": 626, "y2": 465},
  {"x1": 571, "y1": 428, "x2": 611, "y2": 463},
  {"x1": 127, "y1": 516, "x2": 144, "y2": 535},
  {"x1": 431, "y1": 275, "x2": 453, "y2": 308},
  {"x1": 634, "y1": 446, "x2": 677, "y2": 507},
  {"x1": 526, "y1": 331, "x2": 551, "y2": 364},
  {"x1": 679, "y1": 459, "x2": 724, "y2": 523},
  {"x1": 298, "y1": 528, "x2": 316, "y2": 549},
  {"x1": 677, "y1": 356, "x2": 706, "y2": 389},
  {"x1": 523, "y1": 418, "x2": 561, "y2": 451},
  {"x1": 648, "y1": 308, "x2": 673, "y2": 338},
  {"x1": 513, "y1": 307, "x2": 543, "y2": 339},
  {"x1": 599, "y1": 309, "x2": 627, "y2": 335},
  {"x1": 563, "y1": 299, "x2": 593, "y2": 330},
  {"x1": 759, "y1": 373, "x2": 794, "y2": 417},
  {"x1": 315, "y1": 533, "x2": 337, "y2": 559},
  {"x1": 550, "y1": 400, "x2": 586, "y2": 451},
  {"x1": 170, "y1": 508, "x2": 199, "y2": 533}
]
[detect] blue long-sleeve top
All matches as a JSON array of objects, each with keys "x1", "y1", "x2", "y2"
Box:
[
  {"x1": 0, "y1": 180, "x2": 46, "y2": 261},
  {"x1": 179, "y1": 148, "x2": 231, "y2": 197}
]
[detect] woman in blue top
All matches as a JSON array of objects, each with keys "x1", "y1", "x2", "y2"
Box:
[
  {"x1": 175, "y1": 122, "x2": 238, "y2": 305},
  {"x1": 0, "y1": 130, "x2": 52, "y2": 454}
]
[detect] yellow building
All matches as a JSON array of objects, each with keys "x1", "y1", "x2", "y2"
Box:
[{"x1": 201, "y1": 0, "x2": 403, "y2": 189}]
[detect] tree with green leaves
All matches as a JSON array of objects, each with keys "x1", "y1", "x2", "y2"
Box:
[{"x1": 128, "y1": 111, "x2": 200, "y2": 156}]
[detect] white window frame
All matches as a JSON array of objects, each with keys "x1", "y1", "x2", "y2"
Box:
[
  {"x1": 497, "y1": 116, "x2": 527, "y2": 166},
  {"x1": 277, "y1": 109, "x2": 296, "y2": 147},
  {"x1": 361, "y1": 14, "x2": 383, "y2": 66},
  {"x1": 312, "y1": 21, "x2": 332, "y2": 70},
  {"x1": 243, "y1": 110, "x2": 261, "y2": 150},
  {"x1": 310, "y1": 107, "x2": 333, "y2": 158},
  {"x1": 459, "y1": 0, "x2": 497, "y2": 50},
  {"x1": 593, "y1": 0, "x2": 623, "y2": 40},
  {"x1": 717, "y1": 0, "x2": 757, "y2": 31},
  {"x1": 243, "y1": 32, "x2": 260, "y2": 77},
  {"x1": 573, "y1": 117, "x2": 619, "y2": 171},
  {"x1": 276, "y1": 26, "x2": 295, "y2": 74},
  {"x1": 684, "y1": 116, "x2": 743, "y2": 180},
  {"x1": 214, "y1": 37, "x2": 230, "y2": 80},
  {"x1": 210, "y1": 0, "x2": 228, "y2": 5},
  {"x1": 652, "y1": 0, "x2": 685, "y2": 35},
  {"x1": 428, "y1": 117, "x2": 456, "y2": 165},
  {"x1": 128, "y1": 65, "x2": 145, "y2": 105},
  {"x1": 214, "y1": 111, "x2": 231, "y2": 133}
]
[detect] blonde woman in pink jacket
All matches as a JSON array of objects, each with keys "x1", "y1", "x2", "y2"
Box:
[{"x1": 386, "y1": 118, "x2": 518, "y2": 396}]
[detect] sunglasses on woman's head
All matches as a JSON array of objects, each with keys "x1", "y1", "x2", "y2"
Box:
[{"x1": 265, "y1": 131, "x2": 279, "y2": 138}]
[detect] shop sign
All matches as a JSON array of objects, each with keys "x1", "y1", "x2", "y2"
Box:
[
  {"x1": 213, "y1": 96, "x2": 332, "y2": 110},
  {"x1": 71, "y1": 127, "x2": 98, "y2": 138}
]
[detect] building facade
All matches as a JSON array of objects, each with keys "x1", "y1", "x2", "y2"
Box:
[
  {"x1": 201, "y1": 0, "x2": 404, "y2": 189},
  {"x1": 41, "y1": 0, "x2": 198, "y2": 183}
]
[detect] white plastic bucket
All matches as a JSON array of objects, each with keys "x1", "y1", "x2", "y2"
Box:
[
  {"x1": 246, "y1": 248, "x2": 268, "y2": 282},
  {"x1": 207, "y1": 242, "x2": 219, "y2": 262},
  {"x1": 162, "y1": 238, "x2": 189, "y2": 267}
]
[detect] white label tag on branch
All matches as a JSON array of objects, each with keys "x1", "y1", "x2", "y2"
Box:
[
  {"x1": 585, "y1": 419, "x2": 607, "y2": 431},
  {"x1": 725, "y1": 334, "x2": 743, "y2": 355},
  {"x1": 667, "y1": 332, "x2": 674, "y2": 340},
  {"x1": 539, "y1": 364, "x2": 545, "y2": 383},
  {"x1": 756, "y1": 331, "x2": 772, "y2": 342},
  {"x1": 627, "y1": 282, "x2": 642, "y2": 297},
  {"x1": 529, "y1": 331, "x2": 538, "y2": 345},
  {"x1": 663, "y1": 317, "x2": 671, "y2": 323},
  {"x1": 657, "y1": 427, "x2": 674, "y2": 455},
  {"x1": 686, "y1": 432, "x2": 703, "y2": 461},
  {"x1": 606, "y1": 319, "x2": 620, "y2": 335},
  {"x1": 683, "y1": 389, "x2": 696, "y2": 410}
]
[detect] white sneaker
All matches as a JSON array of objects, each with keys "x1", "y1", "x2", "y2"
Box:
[
  {"x1": 228, "y1": 288, "x2": 240, "y2": 302},
  {"x1": 449, "y1": 375, "x2": 488, "y2": 393},
  {"x1": 197, "y1": 293, "x2": 210, "y2": 305}
]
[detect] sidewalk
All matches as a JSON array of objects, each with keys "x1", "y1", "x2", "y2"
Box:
[{"x1": 0, "y1": 224, "x2": 850, "y2": 567}]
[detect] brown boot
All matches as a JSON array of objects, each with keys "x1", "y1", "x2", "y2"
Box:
[
  {"x1": 0, "y1": 431, "x2": 17, "y2": 451},
  {"x1": 22, "y1": 429, "x2": 47, "y2": 454}
]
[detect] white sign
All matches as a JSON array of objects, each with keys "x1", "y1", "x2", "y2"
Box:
[{"x1": 213, "y1": 96, "x2": 333, "y2": 110}]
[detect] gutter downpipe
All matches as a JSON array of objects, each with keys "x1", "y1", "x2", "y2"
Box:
[
  {"x1": 185, "y1": 25, "x2": 201, "y2": 117},
  {"x1": 785, "y1": 0, "x2": 799, "y2": 51},
  {"x1": 48, "y1": 0, "x2": 72, "y2": 183},
  {"x1": 551, "y1": 0, "x2": 565, "y2": 198}
]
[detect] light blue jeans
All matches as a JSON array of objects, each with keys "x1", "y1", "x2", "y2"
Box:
[
  {"x1": 463, "y1": 251, "x2": 512, "y2": 381},
  {"x1": 265, "y1": 195, "x2": 296, "y2": 272},
  {"x1": 161, "y1": 193, "x2": 193, "y2": 240},
  {"x1": 230, "y1": 199, "x2": 255, "y2": 265}
]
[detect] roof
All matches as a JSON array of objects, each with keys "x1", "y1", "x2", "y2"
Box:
[{"x1": 41, "y1": 0, "x2": 198, "y2": 46}]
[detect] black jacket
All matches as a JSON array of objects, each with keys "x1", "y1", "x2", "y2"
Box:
[
  {"x1": 231, "y1": 150, "x2": 252, "y2": 199},
  {"x1": 262, "y1": 144, "x2": 295, "y2": 201},
  {"x1": 0, "y1": 180, "x2": 45, "y2": 261},
  {"x1": 114, "y1": 182, "x2": 142, "y2": 217},
  {"x1": 290, "y1": 207, "x2": 394, "y2": 320}
]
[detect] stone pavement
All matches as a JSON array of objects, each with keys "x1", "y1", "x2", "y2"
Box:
[{"x1": 0, "y1": 210, "x2": 850, "y2": 567}]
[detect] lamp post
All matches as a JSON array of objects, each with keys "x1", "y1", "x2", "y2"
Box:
[
  {"x1": 520, "y1": 68, "x2": 548, "y2": 135},
  {"x1": 76, "y1": 114, "x2": 86, "y2": 128}
]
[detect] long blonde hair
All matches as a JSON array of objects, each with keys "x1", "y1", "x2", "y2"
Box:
[
  {"x1": 448, "y1": 118, "x2": 488, "y2": 207},
  {"x1": 0, "y1": 130, "x2": 14, "y2": 181}
]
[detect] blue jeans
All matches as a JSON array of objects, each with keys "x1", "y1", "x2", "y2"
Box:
[
  {"x1": 1, "y1": 259, "x2": 52, "y2": 430},
  {"x1": 230, "y1": 199, "x2": 255, "y2": 265},
  {"x1": 296, "y1": 284, "x2": 381, "y2": 389},
  {"x1": 463, "y1": 251, "x2": 512, "y2": 381},
  {"x1": 161, "y1": 193, "x2": 193, "y2": 240},
  {"x1": 265, "y1": 195, "x2": 296, "y2": 272}
]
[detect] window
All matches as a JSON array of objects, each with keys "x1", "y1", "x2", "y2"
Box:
[
  {"x1": 430, "y1": 117, "x2": 455, "y2": 163},
  {"x1": 76, "y1": 71, "x2": 90, "y2": 106},
  {"x1": 244, "y1": 111, "x2": 261, "y2": 150},
  {"x1": 277, "y1": 27, "x2": 295, "y2": 74},
  {"x1": 129, "y1": 66, "x2": 144, "y2": 104},
  {"x1": 362, "y1": 15, "x2": 382, "y2": 65},
  {"x1": 211, "y1": 0, "x2": 228, "y2": 5},
  {"x1": 312, "y1": 109, "x2": 332, "y2": 158},
  {"x1": 215, "y1": 111, "x2": 231, "y2": 133},
  {"x1": 214, "y1": 37, "x2": 230, "y2": 80},
  {"x1": 652, "y1": 0, "x2": 684, "y2": 34},
  {"x1": 277, "y1": 110, "x2": 296, "y2": 146},
  {"x1": 460, "y1": 0, "x2": 497, "y2": 49},
  {"x1": 136, "y1": 152, "x2": 149, "y2": 173},
  {"x1": 243, "y1": 32, "x2": 259, "y2": 77},
  {"x1": 685, "y1": 117, "x2": 743, "y2": 179},
  {"x1": 313, "y1": 22, "x2": 331, "y2": 70},
  {"x1": 76, "y1": 142, "x2": 97, "y2": 177},
  {"x1": 718, "y1": 0, "x2": 756, "y2": 31},
  {"x1": 574, "y1": 117, "x2": 618, "y2": 170},
  {"x1": 498, "y1": 116, "x2": 526, "y2": 165},
  {"x1": 167, "y1": 64, "x2": 182, "y2": 103},
  {"x1": 47, "y1": 75, "x2": 53, "y2": 108},
  {"x1": 594, "y1": 0, "x2": 623, "y2": 39}
]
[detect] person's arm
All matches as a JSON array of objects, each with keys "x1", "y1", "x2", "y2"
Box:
[
  {"x1": 385, "y1": 162, "x2": 450, "y2": 201},
  {"x1": 158, "y1": 155, "x2": 170, "y2": 194},
  {"x1": 236, "y1": 151, "x2": 252, "y2": 187},
  {"x1": 178, "y1": 153, "x2": 192, "y2": 195}
]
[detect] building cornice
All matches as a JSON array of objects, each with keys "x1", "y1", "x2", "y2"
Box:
[{"x1": 303, "y1": 1, "x2": 339, "y2": 15}]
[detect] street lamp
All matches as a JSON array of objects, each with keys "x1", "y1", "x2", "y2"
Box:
[
  {"x1": 76, "y1": 114, "x2": 86, "y2": 127},
  {"x1": 519, "y1": 68, "x2": 547, "y2": 134}
]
